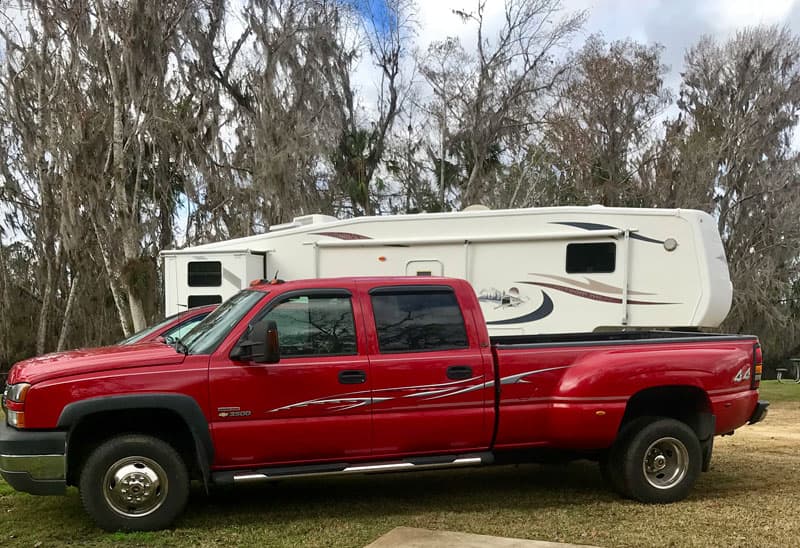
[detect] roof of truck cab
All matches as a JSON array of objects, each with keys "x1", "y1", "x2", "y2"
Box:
[{"x1": 249, "y1": 276, "x2": 465, "y2": 292}]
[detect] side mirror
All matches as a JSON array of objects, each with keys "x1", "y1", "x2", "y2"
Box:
[{"x1": 254, "y1": 320, "x2": 280, "y2": 364}]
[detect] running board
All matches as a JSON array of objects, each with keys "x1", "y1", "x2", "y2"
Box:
[{"x1": 212, "y1": 452, "x2": 494, "y2": 485}]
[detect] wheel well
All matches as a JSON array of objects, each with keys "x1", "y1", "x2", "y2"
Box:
[
  {"x1": 65, "y1": 408, "x2": 200, "y2": 486},
  {"x1": 620, "y1": 385, "x2": 713, "y2": 440}
]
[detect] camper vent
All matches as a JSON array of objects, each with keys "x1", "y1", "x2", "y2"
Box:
[
  {"x1": 293, "y1": 214, "x2": 338, "y2": 226},
  {"x1": 269, "y1": 214, "x2": 338, "y2": 232},
  {"x1": 269, "y1": 213, "x2": 339, "y2": 232}
]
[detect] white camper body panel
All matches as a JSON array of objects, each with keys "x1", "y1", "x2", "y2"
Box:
[
  {"x1": 161, "y1": 207, "x2": 732, "y2": 335},
  {"x1": 163, "y1": 250, "x2": 266, "y2": 313}
]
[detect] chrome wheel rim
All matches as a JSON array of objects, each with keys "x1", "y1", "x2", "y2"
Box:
[
  {"x1": 103, "y1": 456, "x2": 168, "y2": 518},
  {"x1": 642, "y1": 437, "x2": 689, "y2": 490}
]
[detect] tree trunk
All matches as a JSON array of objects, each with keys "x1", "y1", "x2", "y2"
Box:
[
  {"x1": 0, "y1": 240, "x2": 11, "y2": 365},
  {"x1": 35, "y1": 251, "x2": 56, "y2": 355},
  {"x1": 123, "y1": 234, "x2": 147, "y2": 332},
  {"x1": 57, "y1": 271, "x2": 81, "y2": 351},
  {"x1": 97, "y1": 0, "x2": 147, "y2": 333},
  {"x1": 464, "y1": 160, "x2": 482, "y2": 207},
  {"x1": 93, "y1": 220, "x2": 133, "y2": 337}
]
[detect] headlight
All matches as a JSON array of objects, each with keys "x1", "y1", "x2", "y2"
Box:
[{"x1": 4, "y1": 383, "x2": 31, "y2": 403}]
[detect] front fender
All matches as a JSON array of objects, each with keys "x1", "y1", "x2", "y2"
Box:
[{"x1": 57, "y1": 393, "x2": 214, "y2": 484}]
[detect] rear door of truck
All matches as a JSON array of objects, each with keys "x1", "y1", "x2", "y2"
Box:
[{"x1": 358, "y1": 281, "x2": 493, "y2": 456}]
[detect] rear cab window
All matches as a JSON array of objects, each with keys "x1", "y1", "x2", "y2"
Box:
[{"x1": 369, "y1": 286, "x2": 469, "y2": 353}]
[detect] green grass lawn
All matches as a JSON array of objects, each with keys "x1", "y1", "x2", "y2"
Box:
[
  {"x1": 0, "y1": 382, "x2": 796, "y2": 547},
  {"x1": 757, "y1": 379, "x2": 800, "y2": 403}
]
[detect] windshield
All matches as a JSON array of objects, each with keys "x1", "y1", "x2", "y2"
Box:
[
  {"x1": 182, "y1": 289, "x2": 267, "y2": 355},
  {"x1": 118, "y1": 312, "x2": 184, "y2": 345}
]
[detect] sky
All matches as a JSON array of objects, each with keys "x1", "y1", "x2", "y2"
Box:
[{"x1": 413, "y1": 0, "x2": 800, "y2": 92}]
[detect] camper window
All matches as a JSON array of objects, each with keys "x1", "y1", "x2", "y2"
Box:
[
  {"x1": 371, "y1": 290, "x2": 468, "y2": 353},
  {"x1": 188, "y1": 295, "x2": 223, "y2": 308},
  {"x1": 188, "y1": 261, "x2": 222, "y2": 287},
  {"x1": 566, "y1": 242, "x2": 616, "y2": 274}
]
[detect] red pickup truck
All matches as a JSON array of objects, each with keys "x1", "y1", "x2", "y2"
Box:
[{"x1": 0, "y1": 277, "x2": 768, "y2": 531}]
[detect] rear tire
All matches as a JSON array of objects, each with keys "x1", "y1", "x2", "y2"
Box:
[
  {"x1": 79, "y1": 434, "x2": 189, "y2": 531},
  {"x1": 617, "y1": 418, "x2": 701, "y2": 503},
  {"x1": 600, "y1": 416, "x2": 654, "y2": 498}
]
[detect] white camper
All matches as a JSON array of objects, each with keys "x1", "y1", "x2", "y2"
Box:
[{"x1": 161, "y1": 206, "x2": 732, "y2": 335}]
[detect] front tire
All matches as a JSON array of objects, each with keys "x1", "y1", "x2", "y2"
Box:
[
  {"x1": 79, "y1": 434, "x2": 189, "y2": 531},
  {"x1": 617, "y1": 418, "x2": 701, "y2": 503}
]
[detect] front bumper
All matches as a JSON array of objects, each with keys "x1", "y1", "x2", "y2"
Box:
[
  {"x1": 0, "y1": 420, "x2": 66, "y2": 495},
  {"x1": 748, "y1": 400, "x2": 769, "y2": 425}
]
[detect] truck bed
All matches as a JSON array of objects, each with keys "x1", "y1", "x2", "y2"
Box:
[
  {"x1": 491, "y1": 330, "x2": 757, "y2": 348},
  {"x1": 489, "y1": 330, "x2": 760, "y2": 451}
]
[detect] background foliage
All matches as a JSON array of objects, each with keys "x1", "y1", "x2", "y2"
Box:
[{"x1": 1, "y1": 0, "x2": 799, "y2": 372}]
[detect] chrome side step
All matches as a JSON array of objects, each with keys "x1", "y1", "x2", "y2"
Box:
[{"x1": 213, "y1": 452, "x2": 493, "y2": 485}]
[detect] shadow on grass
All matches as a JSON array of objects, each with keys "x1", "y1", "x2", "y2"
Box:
[
  {"x1": 178, "y1": 458, "x2": 771, "y2": 530},
  {"x1": 182, "y1": 462, "x2": 603, "y2": 523}
]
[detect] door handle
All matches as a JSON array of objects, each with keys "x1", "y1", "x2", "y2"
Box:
[
  {"x1": 447, "y1": 366, "x2": 473, "y2": 380},
  {"x1": 338, "y1": 370, "x2": 367, "y2": 384}
]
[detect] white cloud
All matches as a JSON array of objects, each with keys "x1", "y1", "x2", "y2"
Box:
[
  {"x1": 704, "y1": 0, "x2": 795, "y2": 30},
  {"x1": 412, "y1": 0, "x2": 800, "y2": 89}
]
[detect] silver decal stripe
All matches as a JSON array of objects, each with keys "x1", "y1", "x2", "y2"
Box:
[
  {"x1": 499, "y1": 365, "x2": 573, "y2": 385},
  {"x1": 265, "y1": 367, "x2": 573, "y2": 413}
]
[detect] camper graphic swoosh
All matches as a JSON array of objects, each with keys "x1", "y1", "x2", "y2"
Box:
[
  {"x1": 520, "y1": 281, "x2": 676, "y2": 305},
  {"x1": 551, "y1": 221, "x2": 665, "y2": 244},
  {"x1": 486, "y1": 292, "x2": 554, "y2": 325},
  {"x1": 312, "y1": 231, "x2": 372, "y2": 240},
  {"x1": 528, "y1": 274, "x2": 656, "y2": 296}
]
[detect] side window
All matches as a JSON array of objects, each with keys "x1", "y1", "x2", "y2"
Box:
[
  {"x1": 188, "y1": 261, "x2": 222, "y2": 287},
  {"x1": 566, "y1": 242, "x2": 616, "y2": 273},
  {"x1": 371, "y1": 289, "x2": 468, "y2": 353},
  {"x1": 249, "y1": 294, "x2": 357, "y2": 357}
]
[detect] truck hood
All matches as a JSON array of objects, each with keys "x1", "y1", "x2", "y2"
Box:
[{"x1": 9, "y1": 342, "x2": 187, "y2": 384}]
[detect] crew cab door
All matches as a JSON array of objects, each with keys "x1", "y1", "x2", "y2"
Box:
[
  {"x1": 209, "y1": 286, "x2": 372, "y2": 467},
  {"x1": 360, "y1": 282, "x2": 491, "y2": 456}
]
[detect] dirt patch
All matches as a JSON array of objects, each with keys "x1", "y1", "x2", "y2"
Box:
[{"x1": 718, "y1": 403, "x2": 800, "y2": 450}]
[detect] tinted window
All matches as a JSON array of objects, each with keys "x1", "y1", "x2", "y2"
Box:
[
  {"x1": 371, "y1": 290, "x2": 468, "y2": 353},
  {"x1": 118, "y1": 311, "x2": 184, "y2": 345},
  {"x1": 188, "y1": 261, "x2": 222, "y2": 287},
  {"x1": 188, "y1": 295, "x2": 223, "y2": 308},
  {"x1": 162, "y1": 315, "x2": 209, "y2": 342},
  {"x1": 566, "y1": 242, "x2": 616, "y2": 273},
  {"x1": 184, "y1": 290, "x2": 267, "y2": 355},
  {"x1": 249, "y1": 294, "x2": 357, "y2": 357}
]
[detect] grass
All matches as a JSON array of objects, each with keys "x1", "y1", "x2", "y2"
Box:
[
  {"x1": 1, "y1": 383, "x2": 798, "y2": 547},
  {"x1": 757, "y1": 379, "x2": 800, "y2": 403}
]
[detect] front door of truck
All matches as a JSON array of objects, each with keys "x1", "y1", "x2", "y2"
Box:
[
  {"x1": 360, "y1": 283, "x2": 491, "y2": 457},
  {"x1": 209, "y1": 286, "x2": 372, "y2": 467}
]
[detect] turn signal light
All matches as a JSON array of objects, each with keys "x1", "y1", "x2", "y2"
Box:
[
  {"x1": 6, "y1": 409, "x2": 25, "y2": 428},
  {"x1": 4, "y1": 400, "x2": 26, "y2": 428}
]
